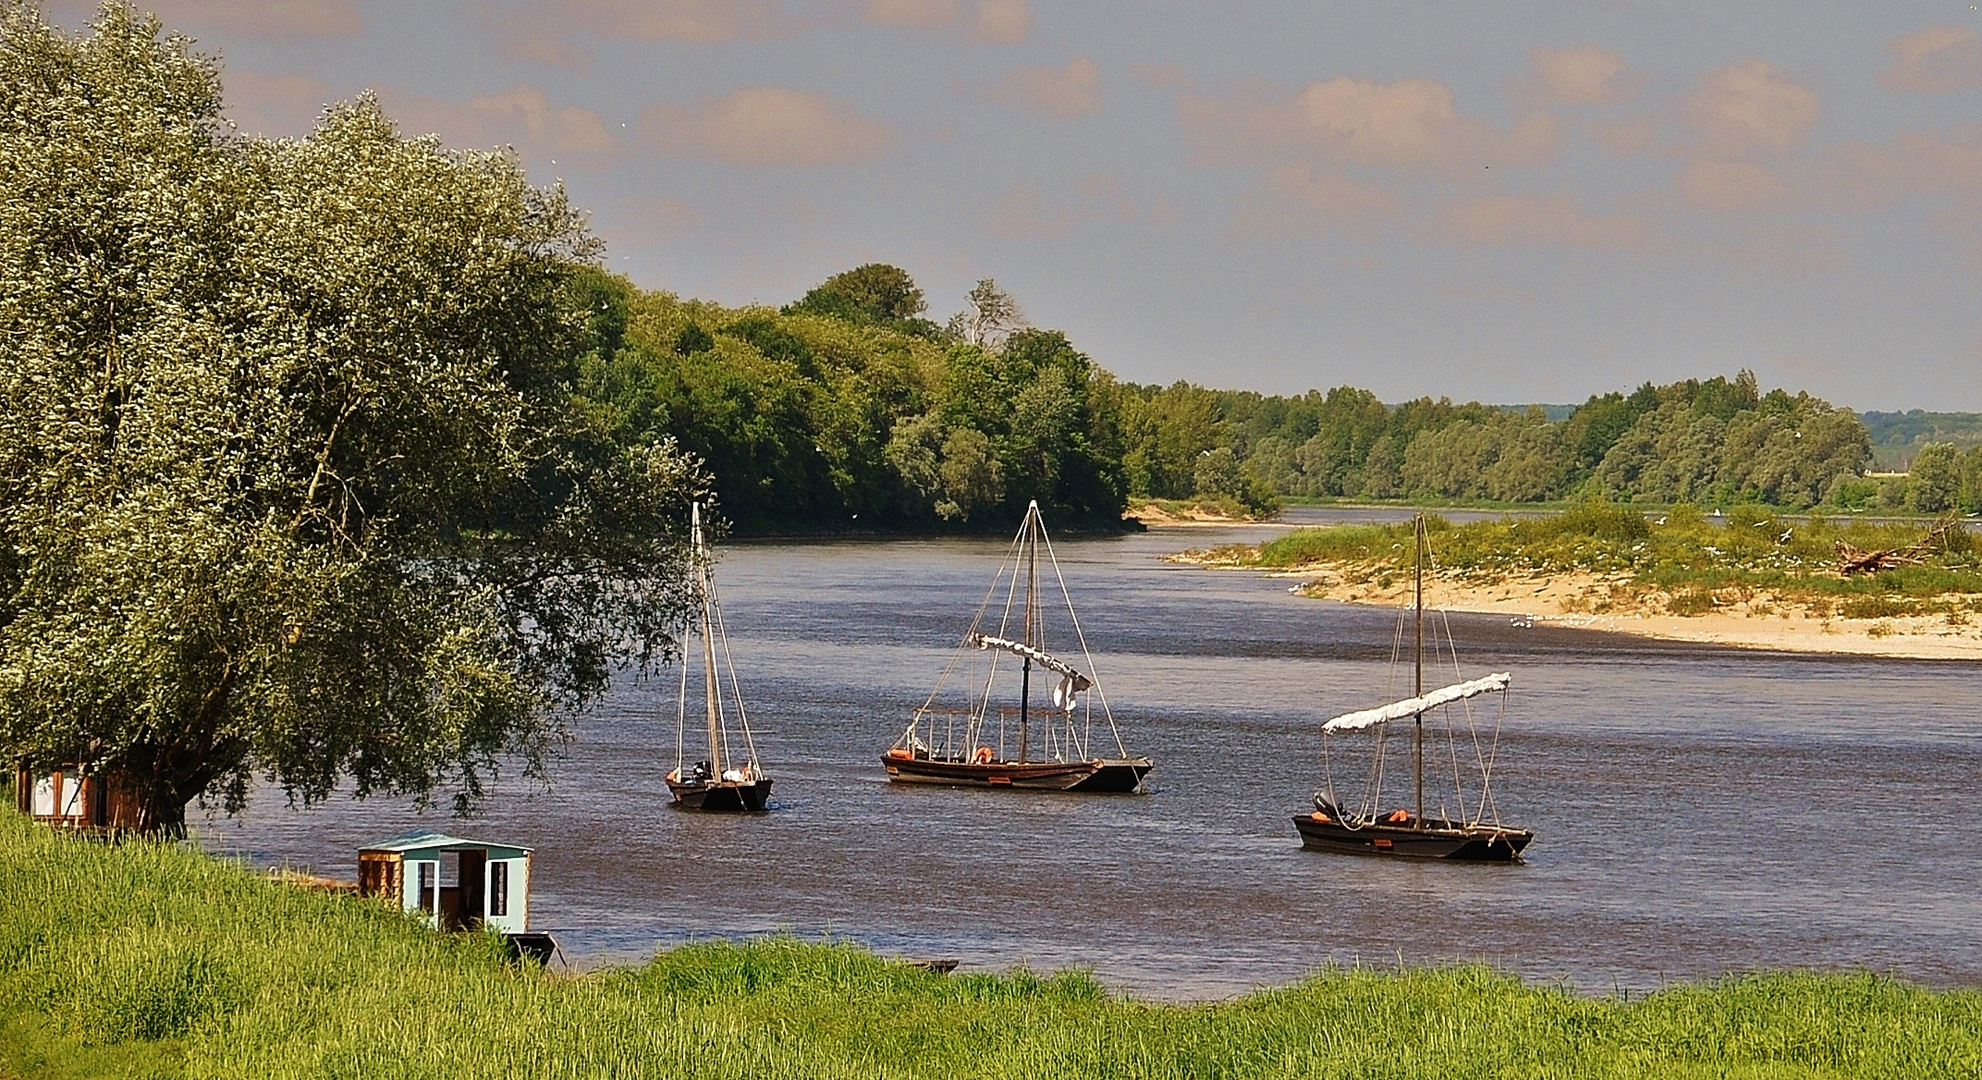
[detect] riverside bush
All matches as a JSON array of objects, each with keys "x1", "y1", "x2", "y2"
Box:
[
  {"x1": 1250, "y1": 509, "x2": 1982, "y2": 609},
  {"x1": 3, "y1": 811, "x2": 1981, "y2": 1078}
]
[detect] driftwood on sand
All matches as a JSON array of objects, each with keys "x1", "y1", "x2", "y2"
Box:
[{"x1": 1835, "y1": 517, "x2": 1958, "y2": 575}]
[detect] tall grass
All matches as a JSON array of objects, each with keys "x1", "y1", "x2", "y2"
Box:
[
  {"x1": 3, "y1": 811, "x2": 1980, "y2": 1077},
  {"x1": 1247, "y1": 505, "x2": 1982, "y2": 614}
]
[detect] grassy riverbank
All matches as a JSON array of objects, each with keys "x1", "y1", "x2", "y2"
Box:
[
  {"x1": 1177, "y1": 503, "x2": 1982, "y2": 656},
  {"x1": 1226, "y1": 504, "x2": 1982, "y2": 619},
  {"x1": 4, "y1": 813, "x2": 1981, "y2": 1078}
]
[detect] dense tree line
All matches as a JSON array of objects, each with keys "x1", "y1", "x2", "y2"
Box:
[
  {"x1": 569, "y1": 266, "x2": 1130, "y2": 533},
  {"x1": 573, "y1": 265, "x2": 1886, "y2": 531},
  {"x1": 1858, "y1": 410, "x2": 1982, "y2": 471},
  {"x1": 1117, "y1": 371, "x2": 1874, "y2": 512},
  {"x1": 1844, "y1": 441, "x2": 1982, "y2": 514}
]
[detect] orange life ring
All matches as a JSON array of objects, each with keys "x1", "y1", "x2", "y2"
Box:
[{"x1": 973, "y1": 746, "x2": 993, "y2": 765}]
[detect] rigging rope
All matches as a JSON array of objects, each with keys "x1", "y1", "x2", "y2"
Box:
[
  {"x1": 1037, "y1": 519, "x2": 1127, "y2": 760},
  {"x1": 1321, "y1": 518, "x2": 1516, "y2": 829},
  {"x1": 708, "y1": 584, "x2": 761, "y2": 773}
]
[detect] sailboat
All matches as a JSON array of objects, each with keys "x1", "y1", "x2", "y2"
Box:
[
  {"x1": 665, "y1": 502, "x2": 772, "y2": 812},
  {"x1": 882, "y1": 500, "x2": 1152, "y2": 793},
  {"x1": 1292, "y1": 514, "x2": 1533, "y2": 860}
]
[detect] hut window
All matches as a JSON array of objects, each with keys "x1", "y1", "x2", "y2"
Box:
[
  {"x1": 31, "y1": 775, "x2": 55, "y2": 816},
  {"x1": 417, "y1": 861, "x2": 436, "y2": 912},
  {"x1": 489, "y1": 861, "x2": 508, "y2": 917}
]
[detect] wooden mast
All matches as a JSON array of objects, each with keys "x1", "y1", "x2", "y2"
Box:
[
  {"x1": 1018, "y1": 501, "x2": 1037, "y2": 764},
  {"x1": 1413, "y1": 512, "x2": 1425, "y2": 828},
  {"x1": 696, "y1": 502, "x2": 722, "y2": 778}
]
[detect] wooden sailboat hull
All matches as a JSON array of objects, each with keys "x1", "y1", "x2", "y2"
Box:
[
  {"x1": 668, "y1": 778, "x2": 772, "y2": 812},
  {"x1": 1068, "y1": 758, "x2": 1154, "y2": 792},
  {"x1": 882, "y1": 754, "x2": 1151, "y2": 793},
  {"x1": 1291, "y1": 814, "x2": 1531, "y2": 861}
]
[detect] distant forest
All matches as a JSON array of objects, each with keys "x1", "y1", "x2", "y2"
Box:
[
  {"x1": 1858, "y1": 411, "x2": 1982, "y2": 471},
  {"x1": 569, "y1": 263, "x2": 1976, "y2": 533}
]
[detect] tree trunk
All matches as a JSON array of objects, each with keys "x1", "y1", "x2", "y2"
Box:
[{"x1": 124, "y1": 744, "x2": 217, "y2": 839}]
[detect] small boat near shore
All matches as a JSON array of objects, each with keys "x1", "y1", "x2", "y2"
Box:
[
  {"x1": 1293, "y1": 513, "x2": 1533, "y2": 861},
  {"x1": 666, "y1": 502, "x2": 772, "y2": 812},
  {"x1": 883, "y1": 500, "x2": 1151, "y2": 793}
]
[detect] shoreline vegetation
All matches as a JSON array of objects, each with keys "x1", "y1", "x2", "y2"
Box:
[
  {"x1": 1174, "y1": 503, "x2": 1982, "y2": 660},
  {"x1": 5, "y1": 815, "x2": 1982, "y2": 1080}
]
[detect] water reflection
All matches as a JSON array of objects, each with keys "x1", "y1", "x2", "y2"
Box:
[{"x1": 201, "y1": 508, "x2": 1982, "y2": 999}]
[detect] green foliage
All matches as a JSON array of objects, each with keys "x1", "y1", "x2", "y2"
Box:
[
  {"x1": 6, "y1": 814, "x2": 1982, "y2": 1079},
  {"x1": 1250, "y1": 509, "x2": 1982, "y2": 610},
  {"x1": 1909, "y1": 442, "x2": 1961, "y2": 513},
  {"x1": 1589, "y1": 378, "x2": 1869, "y2": 506},
  {"x1": 786, "y1": 263, "x2": 936, "y2": 336},
  {"x1": 1112, "y1": 369, "x2": 1868, "y2": 511},
  {"x1": 1859, "y1": 409, "x2": 1982, "y2": 470},
  {"x1": 575, "y1": 276, "x2": 1129, "y2": 532},
  {"x1": 0, "y1": 6, "x2": 702, "y2": 829}
]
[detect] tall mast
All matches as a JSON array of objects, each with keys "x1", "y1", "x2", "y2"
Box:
[
  {"x1": 1018, "y1": 501, "x2": 1037, "y2": 763},
  {"x1": 1413, "y1": 513, "x2": 1424, "y2": 828},
  {"x1": 696, "y1": 502, "x2": 722, "y2": 777}
]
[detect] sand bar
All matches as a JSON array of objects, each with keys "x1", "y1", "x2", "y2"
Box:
[{"x1": 1171, "y1": 550, "x2": 1982, "y2": 661}]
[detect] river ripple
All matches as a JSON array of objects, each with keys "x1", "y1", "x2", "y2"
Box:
[{"x1": 202, "y1": 507, "x2": 1982, "y2": 999}]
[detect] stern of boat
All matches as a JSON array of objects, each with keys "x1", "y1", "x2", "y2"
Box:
[{"x1": 1068, "y1": 757, "x2": 1153, "y2": 793}]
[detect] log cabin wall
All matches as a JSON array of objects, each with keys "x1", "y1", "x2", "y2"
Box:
[{"x1": 14, "y1": 766, "x2": 143, "y2": 831}]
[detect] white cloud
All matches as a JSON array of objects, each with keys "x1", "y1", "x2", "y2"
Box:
[
  {"x1": 1683, "y1": 60, "x2": 1821, "y2": 158},
  {"x1": 640, "y1": 86, "x2": 894, "y2": 167},
  {"x1": 386, "y1": 84, "x2": 620, "y2": 165},
  {"x1": 1182, "y1": 76, "x2": 1559, "y2": 174},
  {"x1": 1881, "y1": 27, "x2": 1982, "y2": 94},
  {"x1": 1528, "y1": 46, "x2": 1635, "y2": 106}
]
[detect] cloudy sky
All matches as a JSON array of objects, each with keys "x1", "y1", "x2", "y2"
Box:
[{"x1": 45, "y1": 1, "x2": 1982, "y2": 409}]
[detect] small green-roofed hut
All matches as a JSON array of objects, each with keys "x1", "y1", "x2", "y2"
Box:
[{"x1": 358, "y1": 831, "x2": 532, "y2": 935}]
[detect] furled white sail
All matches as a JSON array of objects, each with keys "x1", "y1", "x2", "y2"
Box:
[
  {"x1": 968, "y1": 633, "x2": 1094, "y2": 692},
  {"x1": 1322, "y1": 672, "x2": 1511, "y2": 732}
]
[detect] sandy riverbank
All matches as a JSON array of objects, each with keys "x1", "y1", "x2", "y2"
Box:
[
  {"x1": 1127, "y1": 503, "x2": 1265, "y2": 526},
  {"x1": 1174, "y1": 553, "x2": 1982, "y2": 660}
]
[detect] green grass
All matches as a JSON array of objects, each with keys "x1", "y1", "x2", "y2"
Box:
[
  {"x1": 1240, "y1": 504, "x2": 1982, "y2": 615},
  {"x1": 4, "y1": 811, "x2": 1981, "y2": 1078}
]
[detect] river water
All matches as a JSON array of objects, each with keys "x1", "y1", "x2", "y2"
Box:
[{"x1": 200, "y1": 508, "x2": 1982, "y2": 1000}]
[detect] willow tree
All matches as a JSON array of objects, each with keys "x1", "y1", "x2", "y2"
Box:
[{"x1": 0, "y1": 4, "x2": 701, "y2": 832}]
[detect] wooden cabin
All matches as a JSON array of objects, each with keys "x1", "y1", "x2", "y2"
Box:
[
  {"x1": 356, "y1": 832, "x2": 532, "y2": 935},
  {"x1": 13, "y1": 764, "x2": 142, "y2": 831}
]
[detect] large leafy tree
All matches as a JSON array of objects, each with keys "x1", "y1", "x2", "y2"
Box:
[{"x1": 0, "y1": 4, "x2": 701, "y2": 832}]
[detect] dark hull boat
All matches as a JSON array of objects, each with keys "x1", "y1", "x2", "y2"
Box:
[
  {"x1": 885, "y1": 501, "x2": 1151, "y2": 795},
  {"x1": 668, "y1": 502, "x2": 773, "y2": 814},
  {"x1": 1293, "y1": 809, "x2": 1532, "y2": 861},
  {"x1": 667, "y1": 776, "x2": 773, "y2": 812},
  {"x1": 882, "y1": 750, "x2": 1153, "y2": 792},
  {"x1": 1296, "y1": 514, "x2": 1534, "y2": 861}
]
